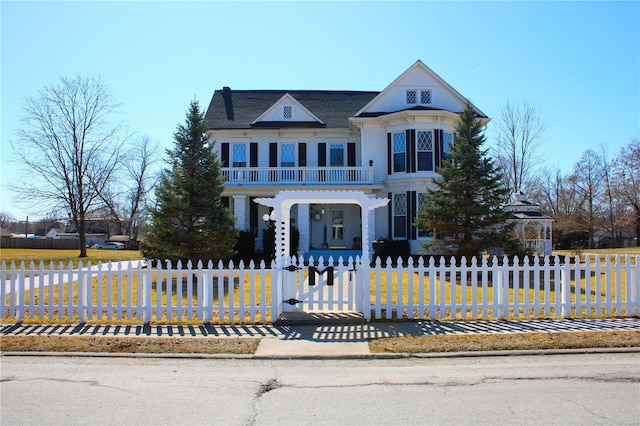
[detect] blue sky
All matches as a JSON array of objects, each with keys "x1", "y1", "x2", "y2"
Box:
[{"x1": 2, "y1": 1, "x2": 639, "y2": 220}]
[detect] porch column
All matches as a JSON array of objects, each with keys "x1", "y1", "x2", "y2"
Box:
[
  {"x1": 366, "y1": 194, "x2": 377, "y2": 261},
  {"x1": 297, "y1": 203, "x2": 310, "y2": 254},
  {"x1": 233, "y1": 195, "x2": 247, "y2": 230}
]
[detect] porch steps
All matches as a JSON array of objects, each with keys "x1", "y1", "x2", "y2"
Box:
[{"x1": 275, "y1": 311, "x2": 365, "y2": 325}]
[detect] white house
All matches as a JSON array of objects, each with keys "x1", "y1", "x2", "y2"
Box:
[{"x1": 205, "y1": 60, "x2": 490, "y2": 258}]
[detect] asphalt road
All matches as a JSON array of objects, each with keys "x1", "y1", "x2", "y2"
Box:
[{"x1": 1, "y1": 353, "x2": 639, "y2": 425}]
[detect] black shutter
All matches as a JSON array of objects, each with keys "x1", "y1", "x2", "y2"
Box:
[
  {"x1": 269, "y1": 143, "x2": 278, "y2": 167},
  {"x1": 434, "y1": 129, "x2": 442, "y2": 169},
  {"x1": 298, "y1": 143, "x2": 307, "y2": 167},
  {"x1": 387, "y1": 192, "x2": 393, "y2": 240},
  {"x1": 407, "y1": 130, "x2": 417, "y2": 173},
  {"x1": 221, "y1": 143, "x2": 229, "y2": 167},
  {"x1": 221, "y1": 197, "x2": 230, "y2": 209},
  {"x1": 250, "y1": 197, "x2": 258, "y2": 232},
  {"x1": 387, "y1": 133, "x2": 392, "y2": 175},
  {"x1": 318, "y1": 143, "x2": 326, "y2": 167},
  {"x1": 347, "y1": 143, "x2": 356, "y2": 167},
  {"x1": 410, "y1": 191, "x2": 417, "y2": 240},
  {"x1": 249, "y1": 143, "x2": 258, "y2": 167}
]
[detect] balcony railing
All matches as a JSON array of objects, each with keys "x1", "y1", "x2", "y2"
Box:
[{"x1": 221, "y1": 166, "x2": 373, "y2": 186}]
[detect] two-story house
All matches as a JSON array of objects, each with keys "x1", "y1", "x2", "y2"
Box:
[{"x1": 205, "y1": 60, "x2": 489, "y2": 258}]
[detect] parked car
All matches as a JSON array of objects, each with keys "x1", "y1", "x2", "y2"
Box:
[{"x1": 98, "y1": 242, "x2": 125, "y2": 250}]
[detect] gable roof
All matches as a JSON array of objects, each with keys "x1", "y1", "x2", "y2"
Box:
[
  {"x1": 205, "y1": 89, "x2": 378, "y2": 130},
  {"x1": 354, "y1": 60, "x2": 488, "y2": 119},
  {"x1": 205, "y1": 61, "x2": 488, "y2": 130},
  {"x1": 250, "y1": 93, "x2": 326, "y2": 127}
]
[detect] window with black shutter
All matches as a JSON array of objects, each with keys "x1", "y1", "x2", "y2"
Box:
[
  {"x1": 393, "y1": 132, "x2": 406, "y2": 173},
  {"x1": 393, "y1": 193, "x2": 407, "y2": 238},
  {"x1": 417, "y1": 131, "x2": 434, "y2": 171}
]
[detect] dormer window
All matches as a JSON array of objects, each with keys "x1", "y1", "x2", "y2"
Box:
[
  {"x1": 420, "y1": 89, "x2": 431, "y2": 104},
  {"x1": 283, "y1": 105, "x2": 292, "y2": 119},
  {"x1": 406, "y1": 89, "x2": 432, "y2": 105},
  {"x1": 406, "y1": 90, "x2": 417, "y2": 104}
]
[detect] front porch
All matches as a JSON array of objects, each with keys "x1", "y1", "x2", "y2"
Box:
[
  {"x1": 222, "y1": 166, "x2": 374, "y2": 186},
  {"x1": 255, "y1": 190, "x2": 390, "y2": 261}
]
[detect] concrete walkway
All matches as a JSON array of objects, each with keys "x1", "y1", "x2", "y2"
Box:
[{"x1": 2, "y1": 317, "x2": 639, "y2": 357}]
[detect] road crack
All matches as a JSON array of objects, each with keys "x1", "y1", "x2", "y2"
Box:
[{"x1": 0, "y1": 377, "x2": 137, "y2": 394}]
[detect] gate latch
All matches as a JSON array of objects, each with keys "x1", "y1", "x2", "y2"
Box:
[
  {"x1": 284, "y1": 265, "x2": 302, "y2": 272},
  {"x1": 283, "y1": 298, "x2": 303, "y2": 305}
]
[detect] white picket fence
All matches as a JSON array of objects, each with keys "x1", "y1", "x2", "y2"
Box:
[
  {"x1": 368, "y1": 255, "x2": 639, "y2": 320},
  {"x1": 1, "y1": 255, "x2": 638, "y2": 323}
]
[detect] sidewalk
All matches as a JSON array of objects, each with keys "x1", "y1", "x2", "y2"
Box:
[{"x1": 2, "y1": 317, "x2": 639, "y2": 357}]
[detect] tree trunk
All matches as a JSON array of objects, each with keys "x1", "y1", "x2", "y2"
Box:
[
  {"x1": 79, "y1": 214, "x2": 87, "y2": 258},
  {"x1": 634, "y1": 204, "x2": 640, "y2": 247}
]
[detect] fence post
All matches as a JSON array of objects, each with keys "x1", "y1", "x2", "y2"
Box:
[
  {"x1": 272, "y1": 257, "x2": 283, "y2": 320},
  {"x1": 496, "y1": 256, "x2": 509, "y2": 319},
  {"x1": 497, "y1": 266, "x2": 504, "y2": 318},
  {"x1": 143, "y1": 264, "x2": 152, "y2": 323},
  {"x1": 201, "y1": 261, "x2": 213, "y2": 322},
  {"x1": 281, "y1": 256, "x2": 295, "y2": 313},
  {"x1": 15, "y1": 262, "x2": 24, "y2": 322},
  {"x1": 561, "y1": 260, "x2": 571, "y2": 317},
  {"x1": 77, "y1": 261, "x2": 87, "y2": 322},
  {"x1": 634, "y1": 255, "x2": 640, "y2": 315},
  {"x1": 360, "y1": 257, "x2": 371, "y2": 321}
]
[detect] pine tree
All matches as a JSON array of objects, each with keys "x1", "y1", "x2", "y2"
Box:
[
  {"x1": 415, "y1": 102, "x2": 518, "y2": 258},
  {"x1": 142, "y1": 101, "x2": 237, "y2": 264}
]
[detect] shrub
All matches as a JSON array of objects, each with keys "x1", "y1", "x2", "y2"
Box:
[{"x1": 234, "y1": 231, "x2": 255, "y2": 263}]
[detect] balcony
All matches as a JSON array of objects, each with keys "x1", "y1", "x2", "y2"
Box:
[{"x1": 221, "y1": 166, "x2": 373, "y2": 186}]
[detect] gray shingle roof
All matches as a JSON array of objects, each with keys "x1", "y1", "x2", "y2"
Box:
[{"x1": 205, "y1": 89, "x2": 379, "y2": 130}]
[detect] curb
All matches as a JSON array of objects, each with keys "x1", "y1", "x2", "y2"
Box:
[{"x1": 3, "y1": 347, "x2": 639, "y2": 360}]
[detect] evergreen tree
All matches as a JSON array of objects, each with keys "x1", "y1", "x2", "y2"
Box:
[
  {"x1": 142, "y1": 101, "x2": 237, "y2": 264},
  {"x1": 416, "y1": 102, "x2": 518, "y2": 258}
]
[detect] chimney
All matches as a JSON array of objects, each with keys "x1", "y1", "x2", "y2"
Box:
[{"x1": 222, "y1": 87, "x2": 234, "y2": 120}]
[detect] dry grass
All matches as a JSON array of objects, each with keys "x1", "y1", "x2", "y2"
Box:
[
  {"x1": 0, "y1": 335, "x2": 260, "y2": 354},
  {"x1": 554, "y1": 247, "x2": 640, "y2": 257},
  {"x1": 2, "y1": 330, "x2": 637, "y2": 355},
  {"x1": 369, "y1": 330, "x2": 640, "y2": 353}
]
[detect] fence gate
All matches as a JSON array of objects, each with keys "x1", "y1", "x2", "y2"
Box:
[{"x1": 279, "y1": 256, "x2": 363, "y2": 314}]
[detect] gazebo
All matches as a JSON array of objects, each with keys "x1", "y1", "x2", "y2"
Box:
[{"x1": 505, "y1": 192, "x2": 553, "y2": 256}]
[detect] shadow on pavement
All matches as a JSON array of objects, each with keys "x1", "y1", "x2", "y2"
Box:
[{"x1": 2, "y1": 317, "x2": 638, "y2": 343}]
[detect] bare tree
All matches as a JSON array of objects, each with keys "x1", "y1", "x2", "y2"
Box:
[
  {"x1": 530, "y1": 167, "x2": 563, "y2": 217},
  {"x1": 493, "y1": 100, "x2": 548, "y2": 196},
  {"x1": 614, "y1": 139, "x2": 640, "y2": 246},
  {"x1": 573, "y1": 149, "x2": 605, "y2": 248},
  {"x1": 0, "y1": 211, "x2": 16, "y2": 230},
  {"x1": 599, "y1": 144, "x2": 623, "y2": 247},
  {"x1": 97, "y1": 136, "x2": 158, "y2": 246},
  {"x1": 13, "y1": 76, "x2": 127, "y2": 257}
]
